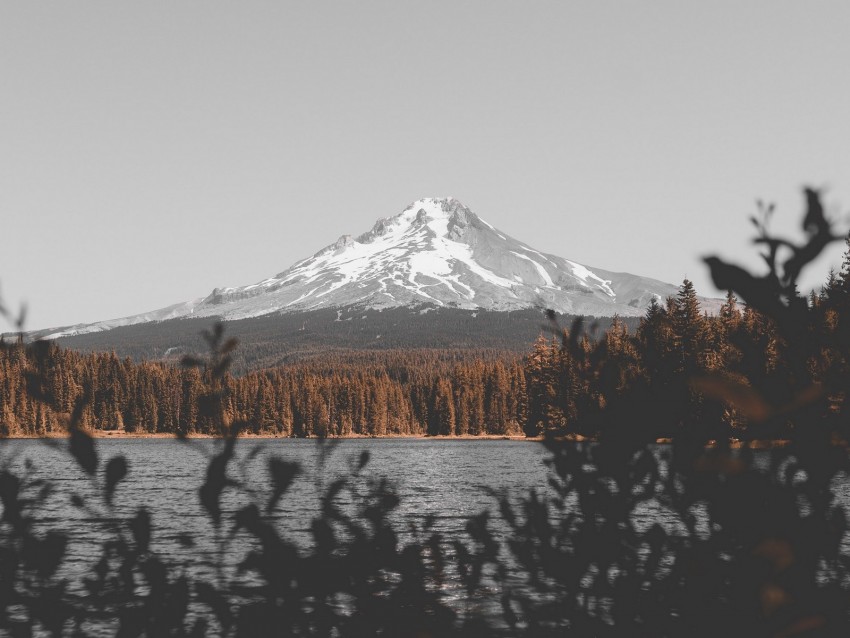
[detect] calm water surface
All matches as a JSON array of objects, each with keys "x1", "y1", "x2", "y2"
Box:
[
  {"x1": 4, "y1": 438, "x2": 850, "y2": 635},
  {"x1": 0, "y1": 438, "x2": 552, "y2": 586}
]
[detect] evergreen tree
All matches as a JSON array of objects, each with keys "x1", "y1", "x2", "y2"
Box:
[{"x1": 672, "y1": 278, "x2": 705, "y2": 374}]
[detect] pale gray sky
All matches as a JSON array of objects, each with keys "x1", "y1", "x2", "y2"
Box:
[{"x1": 2, "y1": 2, "x2": 849, "y2": 330}]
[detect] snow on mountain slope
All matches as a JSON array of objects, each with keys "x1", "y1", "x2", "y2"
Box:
[{"x1": 45, "y1": 198, "x2": 715, "y2": 338}]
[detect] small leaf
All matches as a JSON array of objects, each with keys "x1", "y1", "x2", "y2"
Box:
[
  {"x1": 267, "y1": 458, "x2": 300, "y2": 514},
  {"x1": 203, "y1": 323, "x2": 224, "y2": 350},
  {"x1": 130, "y1": 508, "x2": 152, "y2": 553},
  {"x1": 24, "y1": 371, "x2": 50, "y2": 403},
  {"x1": 802, "y1": 187, "x2": 827, "y2": 234},
  {"x1": 212, "y1": 356, "x2": 232, "y2": 380},
  {"x1": 357, "y1": 450, "x2": 370, "y2": 471},
  {"x1": 220, "y1": 337, "x2": 239, "y2": 355},
  {"x1": 15, "y1": 303, "x2": 27, "y2": 330},
  {"x1": 760, "y1": 583, "x2": 790, "y2": 616},
  {"x1": 0, "y1": 472, "x2": 22, "y2": 523},
  {"x1": 199, "y1": 450, "x2": 233, "y2": 526},
  {"x1": 69, "y1": 427, "x2": 98, "y2": 476},
  {"x1": 104, "y1": 456, "x2": 128, "y2": 503},
  {"x1": 70, "y1": 396, "x2": 88, "y2": 429}
]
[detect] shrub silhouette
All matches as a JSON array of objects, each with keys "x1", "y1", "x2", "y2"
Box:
[
  {"x1": 0, "y1": 186, "x2": 848, "y2": 636},
  {"x1": 475, "y1": 188, "x2": 850, "y2": 636}
]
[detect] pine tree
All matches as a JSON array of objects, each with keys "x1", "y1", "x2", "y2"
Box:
[
  {"x1": 638, "y1": 297, "x2": 675, "y2": 381},
  {"x1": 672, "y1": 278, "x2": 705, "y2": 374}
]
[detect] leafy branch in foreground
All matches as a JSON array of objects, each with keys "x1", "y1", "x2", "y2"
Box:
[{"x1": 476, "y1": 187, "x2": 850, "y2": 636}]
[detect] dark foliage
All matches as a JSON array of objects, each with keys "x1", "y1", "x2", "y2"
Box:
[{"x1": 479, "y1": 188, "x2": 850, "y2": 636}]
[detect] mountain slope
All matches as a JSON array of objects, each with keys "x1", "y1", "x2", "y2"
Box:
[
  {"x1": 52, "y1": 307, "x2": 639, "y2": 373},
  {"x1": 45, "y1": 197, "x2": 713, "y2": 339}
]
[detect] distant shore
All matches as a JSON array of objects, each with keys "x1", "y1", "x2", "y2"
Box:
[
  {"x1": 3, "y1": 430, "x2": 538, "y2": 441},
  {"x1": 0, "y1": 431, "x2": 800, "y2": 448}
]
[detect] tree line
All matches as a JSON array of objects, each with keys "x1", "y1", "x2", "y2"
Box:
[{"x1": 0, "y1": 345, "x2": 529, "y2": 437}]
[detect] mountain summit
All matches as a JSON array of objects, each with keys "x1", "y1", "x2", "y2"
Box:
[{"x1": 46, "y1": 198, "x2": 701, "y2": 338}]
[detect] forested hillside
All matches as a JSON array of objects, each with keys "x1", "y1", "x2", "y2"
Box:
[{"x1": 2, "y1": 232, "x2": 848, "y2": 439}]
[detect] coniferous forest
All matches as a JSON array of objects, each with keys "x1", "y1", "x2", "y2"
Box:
[{"x1": 2, "y1": 231, "x2": 848, "y2": 440}]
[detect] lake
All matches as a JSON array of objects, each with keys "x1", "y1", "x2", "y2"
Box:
[
  {"x1": 4, "y1": 437, "x2": 850, "y2": 635},
  {"x1": 0, "y1": 438, "x2": 553, "y2": 597}
]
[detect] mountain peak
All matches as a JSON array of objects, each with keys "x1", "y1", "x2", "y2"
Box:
[
  {"x1": 403, "y1": 197, "x2": 470, "y2": 220},
  {"x1": 407, "y1": 196, "x2": 458, "y2": 209},
  {"x1": 42, "y1": 198, "x2": 721, "y2": 339},
  {"x1": 355, "y1": 197, "x2": 477, "y2": 244},
  {"x1": 403, "y1": 197, "x2": 479, "y2": 236}
]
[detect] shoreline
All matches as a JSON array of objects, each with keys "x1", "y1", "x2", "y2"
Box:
[
  {"x1": 0, "y1": 431, "x2": 799, "y2": 448},
  {"x1": 2, "y1": 430, "x2": 539, "y2": 441}
]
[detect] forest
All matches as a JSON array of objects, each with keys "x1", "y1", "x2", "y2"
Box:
[{"x1": 1, "y1": 230, "x2": 848, "y2": 440}]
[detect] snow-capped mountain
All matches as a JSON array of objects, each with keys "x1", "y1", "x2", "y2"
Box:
[{"x1": 46, "y1": 198, "x2": 709, "y2": 338}]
